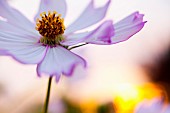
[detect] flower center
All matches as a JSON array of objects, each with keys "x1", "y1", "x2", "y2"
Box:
[{"x1": 36, "y1": 11, "x2": 65, "y2": 46}]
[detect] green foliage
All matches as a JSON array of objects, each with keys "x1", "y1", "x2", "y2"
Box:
[{"x1": 97, "y1": 103, "x2": 115, "y2": 113}]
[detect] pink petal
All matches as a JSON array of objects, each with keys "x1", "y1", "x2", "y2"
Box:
[
  {"x1": 34, "y1": 0, "x2": 67, "y2": 20},
  {"x1": 0, "y1": 0, "x2": 36, "y2": 34},
  {"x1": 37, "y1": 46, "x2": 86, "y2": 81},
  {"x1": 62, "y1": 20, "x2": 114, "y2": 46},
  {"x1": 65, "y1": 0, "x2": 111, "y2": 34},
  {"x1": 111, "y1": 12, "x2": 146, "y2": 44}
]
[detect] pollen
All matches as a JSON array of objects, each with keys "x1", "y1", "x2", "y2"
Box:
[{"x1": 36, "y1": 11, "x2": 65, "y2": 46}]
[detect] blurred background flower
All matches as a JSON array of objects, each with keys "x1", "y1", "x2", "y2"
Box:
[
  {"x1": 0, "y1": 0, "x2": 170, "y2": 113},
  {"x1": 135, "y1": 98, "x2": 170, "y2": 113}
]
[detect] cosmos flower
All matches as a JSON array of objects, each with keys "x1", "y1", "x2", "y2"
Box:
[
  {"x1": 0, "y1": 0, "x2": 146, "y2": 81},
  {"x1": 135, "y1": 99, "x2": 170, "y2": 113}
]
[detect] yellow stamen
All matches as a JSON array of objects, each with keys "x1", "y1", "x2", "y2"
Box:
[
  {"x1": 53, "y1": 11, "x2": 57, "y2": 14},
  {"x1": 40, "y1": 12, "x2": 46, "y2": 17},
  {"x1": 36, "y1": 11, "x2": 65, "y2": 46}
]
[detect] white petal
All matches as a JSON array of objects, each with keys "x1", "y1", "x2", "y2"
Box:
[
  {"x1": 65, "y1": 0, "x2": 111, "y2": 34},
  {"x1": 37, "y1": 46, "x2": 86, "y2": 79},
  {"x1": 0, "y1": 0, "x2": 36, "y2": 34},
  {"x1": 34, "y1": 0, "x2": 67, "y2": 20}
]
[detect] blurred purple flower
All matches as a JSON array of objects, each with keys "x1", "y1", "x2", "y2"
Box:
[
  {"x1": 49, "y1": 99, "x2": 65, "y2": 113},
  {"x1": 0, "y1": 0, "x2": 146, "y2": 81},
  {"x1": 135, "y1": 99, "x2": 170, "y2": 113}
]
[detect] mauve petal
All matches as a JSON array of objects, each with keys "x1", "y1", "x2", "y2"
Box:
[
  {"x1": 61, "y1": 32, "x2": 89, "y2": 46},
  {"x1": 0, "y1": 20, "x2": 40, "y2": 38},
  {"x1": 63, "y1": 12, "x2": 146, "y2": 46},
  {"x1": 65, "y1": 0, "x2": 111, "y2": 35},
  {"x1": 111, "y1": 12, "x2": 146, "y2": 44},
  {"x1": 85, "y1": 20, "x2": 114, "y2": 45},
  {"x1": 0, "y1": 31, "x2": 38, "y2": 50},
  {"x1": 0, "y1": 49, "x2": 8, "y2": 55},
  {"x1": 62, "y1": 20, "x2": 114, "y2": 46},
  {"x1": 111, "y1": 22, "x2": 146, "y2": 44},
  {"x1": 37, "y1": 46, "x2": 86, "y2": 81},
  {"x1": 34, "y1": 0, "x2": 67, "y2": 21},
  {"x1": 0, "y1": 0, "x2": 36, "y2": 34},
  {"x1": 114, "y1": 11, "x2": 144, "y2": 29},
  {"x1": 7, "y1": 44, "x2": 48, "y2": 64},
  {"x1": 0, "y1": 31, "x2": 46, "y2": 64}
]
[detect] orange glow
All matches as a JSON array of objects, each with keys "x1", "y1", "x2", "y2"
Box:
[
  {"x1": 114, "y1": 83, "x2": 167, "y2": 113},
  {"x1": 79, "y1": 99, "x2": 98, "y2": 113}
]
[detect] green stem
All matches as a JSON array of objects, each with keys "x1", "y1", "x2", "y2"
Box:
[
  {"x1": 68, "y1": 43, "x2": 88, "y2": 50},
  {"x1": 43, "y1": 43, "x2": 87, "y2": 113},
  {"x1": 43, "y1": 76, "x2": 53, "y2": 113}
]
